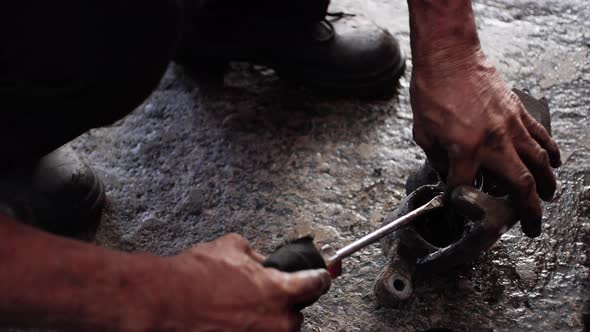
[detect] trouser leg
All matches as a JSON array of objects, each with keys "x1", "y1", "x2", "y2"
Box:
[{"x1": 0, "y1": 0, "x2": 184, "y2": 167}]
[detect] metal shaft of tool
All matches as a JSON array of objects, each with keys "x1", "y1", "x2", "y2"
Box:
[{"x1": 326, "y1": 195, "x2": 445, "y2": 265}]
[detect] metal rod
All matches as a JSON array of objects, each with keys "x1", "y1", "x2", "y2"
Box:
[{"x1": 327, "y1": 195, "x2": 445, "y2": 265}]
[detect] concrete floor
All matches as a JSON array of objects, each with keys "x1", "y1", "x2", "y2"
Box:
[{"x1": 63, "y1": 0, "x2": 589, "y2": 331}]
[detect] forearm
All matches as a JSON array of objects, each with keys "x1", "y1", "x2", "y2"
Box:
[
  {"x1": 0, "y1": 214, "x2": 175, "y2": 331},
  {"x1": 408, "y1": 0, "x2": 483, "y2": 75}
]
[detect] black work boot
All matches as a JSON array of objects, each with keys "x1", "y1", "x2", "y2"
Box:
[
  {"x1": 0, "y1": 146, "x2": 106, "y2": 237},
  {"x1": 175, "y1": 0, "x2": 405, "y2": 98}
]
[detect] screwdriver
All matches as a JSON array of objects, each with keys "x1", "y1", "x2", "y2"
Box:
[{"x1": 263, "y1": 194, "x2": 445, "y2": 278}]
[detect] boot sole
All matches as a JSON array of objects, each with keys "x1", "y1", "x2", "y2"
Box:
[
  {"x1": 176, "y1": 46, "x2": 406, "y2": 99},
  {"x1": 274, "y1": 54, "x2": 407, "y2": 99}
]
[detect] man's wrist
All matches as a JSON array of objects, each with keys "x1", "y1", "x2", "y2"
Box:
[
  {"x1": 0, "y1": 215, "x2": 179, "y2": 331},
  {"x1": 411, "y1": 45, "x2": 488, "y2": 79},
  {"x1": 409, "y1": 0, "x2": 482, "y2": 71}
]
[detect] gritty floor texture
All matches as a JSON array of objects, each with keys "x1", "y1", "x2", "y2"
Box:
[{"x1": 21, "y1": 0, "x2": 590, "y2": 331}]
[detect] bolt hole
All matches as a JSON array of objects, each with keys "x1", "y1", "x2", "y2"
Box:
[{"x1": 393, "y1": 279, "x2": 405, "y2": 292}]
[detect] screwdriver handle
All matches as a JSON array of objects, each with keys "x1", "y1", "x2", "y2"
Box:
[{"x1": 263, "y1": 236, "x2": 327, "y2": 272}]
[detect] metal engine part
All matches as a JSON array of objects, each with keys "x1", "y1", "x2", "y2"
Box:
[{"x1": 374, "y1": 88, "x2": 552, "y2": 307}]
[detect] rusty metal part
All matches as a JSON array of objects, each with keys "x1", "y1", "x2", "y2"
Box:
[
  {"x1": 374, "y1": 180, "x2": 517, "y2": 307},
  {"x1": 374, "y1": 88, "x2": 552, "y2": 307},
  {"x1": 418, "y1": 187, "x2": 515, "y2": 273}
]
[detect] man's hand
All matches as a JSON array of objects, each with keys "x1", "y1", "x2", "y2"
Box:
[
  {"x1": 410, "y1": 49, "x2": 561, "y2": 237},
  {"x1": 0, "y1": 215, "x2": 330, "y2": 332},
  {"x1": 155, "y1": 234, "x2": 330, "y2": 331},
  {"x1": 407, "y1": 0, "x2": 561, "y2": 237}
]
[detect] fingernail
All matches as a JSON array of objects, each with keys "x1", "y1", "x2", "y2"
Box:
[
  {"x1": 521, "y1": 220, "x2": 542, "y2": 238},
  {"x1": 313, "y1": 269, "x2": 331, "y2": 293}
]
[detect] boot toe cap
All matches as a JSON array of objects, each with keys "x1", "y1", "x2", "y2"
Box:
[
  {"x1": 277, "y1": 15, "x2": 406, "y2": 96},
  {"x1": 32, "y1": 146, "x2": 105, "y2": 234},
  {"x1": 330, "y1": 16, "x2": 403, "y2": 74}
]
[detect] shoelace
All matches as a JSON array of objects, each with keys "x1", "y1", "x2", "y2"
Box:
[{"x1": 312, "y1": 12, "x2": 355, "y2": 42}]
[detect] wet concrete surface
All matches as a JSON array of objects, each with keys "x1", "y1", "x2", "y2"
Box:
[{"x1": 44, "y1": 0, "x2": 590, "y2": 331}]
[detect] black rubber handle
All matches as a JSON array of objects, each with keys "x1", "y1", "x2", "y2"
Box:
[{"x1": 263, "y1": 236, "x2": 327, "y2": 272}]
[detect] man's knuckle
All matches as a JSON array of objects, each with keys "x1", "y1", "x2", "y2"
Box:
[
  {"x1": 224, "y1": 233, "x2": 242, "y2": 241},
  {"x1": 517, "y1": 171, "x2": 536, "y2": 193},
  {"x1": 527, "y1": 112, "x2": 546, "y2": 130},
  {"x1": 483, "y1": 125, "x2": 508, "y2": 148},
  {"x1": 508, "y1": 109, "x2": 521, "y2": 123},
  {"x1": 225, "y1": 233, "x2": 249, "y2": 246},
  {"x1": 507, "y1": 91, "x2": 524, "y2": 109},
  {"x1": 536, "y1": 149, "x2": 550, "y2": 165},
  {"x1": 530, "y1": 118, "x2": 543, "y2": 131},
  {"x1": 268, "y1": 271, "x2": 292, "y2": 293}
]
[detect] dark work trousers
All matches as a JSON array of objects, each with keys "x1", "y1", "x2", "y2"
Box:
[{"x1": 0, "y1": 1, "x2": 184, "y2": 169}]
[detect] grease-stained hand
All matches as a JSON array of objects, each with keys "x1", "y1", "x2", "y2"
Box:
[
  {"x1": 155, "y1": 234, "x2": 330, "y2": 332},
  {"x1": 410, "y1": 48, "x2": 561, "y2": 238}
]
